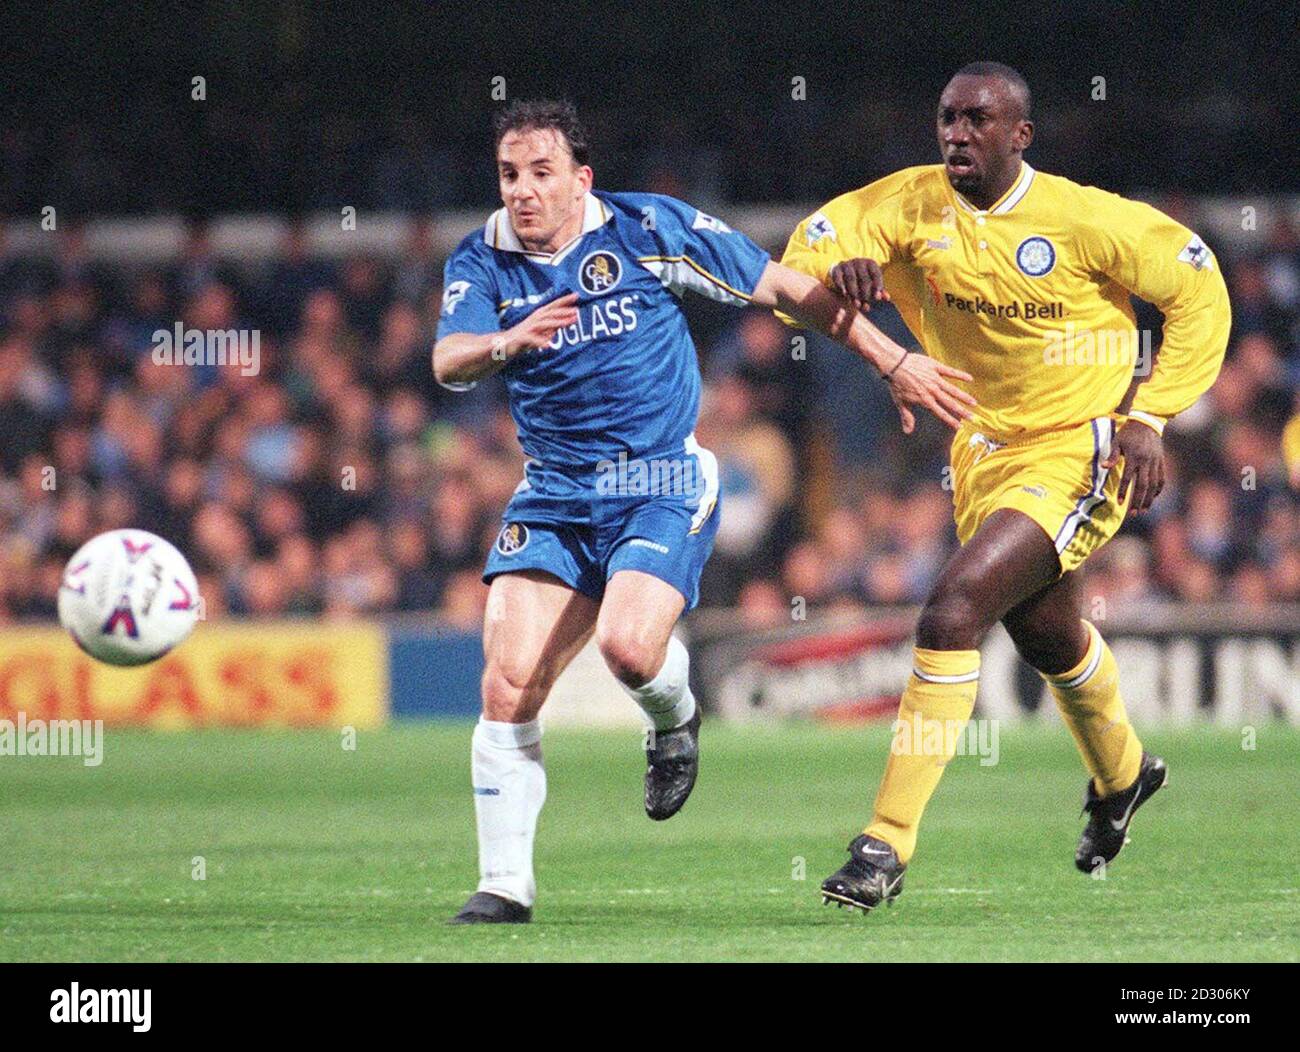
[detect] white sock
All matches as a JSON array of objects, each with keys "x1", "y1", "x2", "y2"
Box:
[
  {"x1": 471, "y1": 718, "x2": 545, "y2": 908},
  {"x1": 621, "y1": 634, "x2": 697, "y2": 732}
]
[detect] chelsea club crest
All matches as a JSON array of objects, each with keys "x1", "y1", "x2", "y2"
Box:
[
  {"x1": 1015, "y1": 236, "x2": 1056, "y2": 277},
  {"x1": 495, "y1": 522, "x2": 530, "y2": 555},
  {"x1": 578, "y1": 251, "x2": 622, "y2": 295}
]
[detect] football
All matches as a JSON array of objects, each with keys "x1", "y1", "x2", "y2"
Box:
[{"x1": 57, "y1": 529, "x2": 201, "y2": 667}]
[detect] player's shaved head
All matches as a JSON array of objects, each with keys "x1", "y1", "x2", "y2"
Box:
[
  {"x1": 949, "y1": 62, "x2": 1032, "y2": 121},
  {"x1": 937, "y1": 63, "x2": 1035, "y2": 209},
  {"x1": 493, "y1": 99, "x2": 590, "y2": 167}
]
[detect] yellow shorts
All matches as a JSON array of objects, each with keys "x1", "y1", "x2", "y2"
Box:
[{"x1": 949, "y1": 416, "x2": 1130, "y2": 574}]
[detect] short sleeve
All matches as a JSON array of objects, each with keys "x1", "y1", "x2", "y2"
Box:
[{"x1": 637, "y1": 195, "x2": 770, "y2": 305}]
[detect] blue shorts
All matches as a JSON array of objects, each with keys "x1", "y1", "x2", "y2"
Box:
[{"x1": 482, "y1": 437, "x2": 721, "y2": 611}]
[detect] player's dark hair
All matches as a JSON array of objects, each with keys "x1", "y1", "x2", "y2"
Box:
[
  {"x1": 951, "y1": 61, "x2": 1033, "y2": 120},
  {"x1": 492, "y1": 99, "x2": 590, "y2": 166}
]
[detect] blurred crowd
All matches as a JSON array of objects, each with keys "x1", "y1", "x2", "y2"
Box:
[{"x1": 2, "y1": 214, "x2": 1300, "y2": 629}]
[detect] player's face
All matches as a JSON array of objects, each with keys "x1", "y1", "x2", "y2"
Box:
[
  {"x1": 937, "y1": 75, "x2": 1032, "y2": 202},
  {"x1": 497, "y1": 128, "x2": 593, "y2": 253}
]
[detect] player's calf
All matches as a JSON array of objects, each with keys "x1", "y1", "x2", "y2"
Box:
[
  {"x1": 597, "y1": 575, "x2": 702, "y2": 820},
  {"x1": 610, "y1": 633, "x2": 701, "y2": 819},
  {"x1": 480, "y1": 662, "x2": 550, "y2": 723}
]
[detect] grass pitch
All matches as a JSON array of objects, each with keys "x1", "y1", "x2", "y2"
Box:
[{"x1": 1, "y1": 721, "x2": 1296, "y2": 962}]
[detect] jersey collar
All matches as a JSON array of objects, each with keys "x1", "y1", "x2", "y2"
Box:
[
  {"x1": 483, "y1": 192, "x2": 612, "y2": 264},
  {"x1": 952, "y1": 161, "x2": 1036, "y2": 216}
]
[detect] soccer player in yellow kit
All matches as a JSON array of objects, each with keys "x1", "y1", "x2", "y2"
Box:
[{"x1": 780, "y1": 62, "x2": 1231, "y2": 912}]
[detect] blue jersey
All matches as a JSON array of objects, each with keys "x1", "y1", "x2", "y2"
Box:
[{"x1": 436, "y1": 191, "x2": 770, "y2": 469}]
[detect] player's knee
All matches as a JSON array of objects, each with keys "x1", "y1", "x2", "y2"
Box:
[
  {"x1": 595, "y1": 625, "x2": 664, "y2": 687},
  {"x1": 915, "y1": 585, "x2": 987, "y2": 651},
  {"x1": 481, "y1": 658, "x2": 550, "y2": 722}
]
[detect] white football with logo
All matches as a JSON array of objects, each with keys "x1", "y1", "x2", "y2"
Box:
[{"x1": 57, "y1": 529, "x2": 201, "y2": 667}]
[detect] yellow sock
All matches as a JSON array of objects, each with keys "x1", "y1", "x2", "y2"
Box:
[
  {"x1": 864, "y1": 647, "x2": 979, "y2": 863},
  {"x1": 1043, "y1": 621, "x2": 1142, "y2": 796}
]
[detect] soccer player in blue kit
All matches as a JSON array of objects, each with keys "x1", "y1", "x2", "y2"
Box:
[{"x1": 436, "y1": 100, "x2": 975, "y2": 924}]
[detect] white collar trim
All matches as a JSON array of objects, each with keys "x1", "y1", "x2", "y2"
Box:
[
  {"x1": 483, "y1": 193, "x2": 611, "y2": 263},
  {"x1": 954, "y1": 162, "x2": 1036, "y2": 216}
]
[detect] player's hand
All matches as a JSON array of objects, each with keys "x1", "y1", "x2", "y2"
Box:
[
  {"x1": 884, "y1": 352, "x2": 976, "y2": 433},
  {"x1": 829, "y1": 258, "x2": 891, "y2": 312},
  {"x1": 504, "y1": 292, "x2": 580, "y2": 355},
  {"x1": 1103, "y1": 419, "x2": 1165, "y2": 513}
]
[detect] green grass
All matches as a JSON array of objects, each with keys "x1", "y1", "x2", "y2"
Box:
[{"x1": 1, "y1": 721, "x2": 1296, "y2": 961}]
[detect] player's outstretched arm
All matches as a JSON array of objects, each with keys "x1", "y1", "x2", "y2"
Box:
[
  {"x1": 434, "y1": 292, "x2": 580, "y2": 386},
  {"x1": 750, "y1": 261, "x2": 976, "y2": 431}
]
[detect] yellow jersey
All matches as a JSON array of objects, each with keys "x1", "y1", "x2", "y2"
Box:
[{"x1": 780, "y1": 163, "x2": 1231, "y2": 438}]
